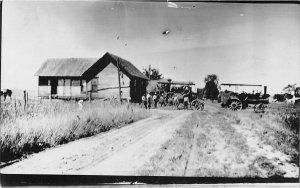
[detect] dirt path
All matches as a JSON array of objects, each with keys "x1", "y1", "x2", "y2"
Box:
[
  {"x1": 1, "y1": 109, "x2": 193, "y2": 175},
  {"x1": 137, "y1": 103, "x2": 299, "y2": 178}
]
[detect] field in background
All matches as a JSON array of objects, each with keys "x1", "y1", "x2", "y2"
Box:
[{"x1": 0, "y1": 98, "x2": 149, "y2": 163}]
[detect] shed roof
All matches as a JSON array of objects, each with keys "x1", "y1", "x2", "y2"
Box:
[
  {"x1": 158, "y1": 81, "x2": 195, "y2": 85},
  {"x1": 35, "y1": 52, "x2": 148, "y2": 80},
  {"x1": 35, "y1": 58, "x2": 97, "y2": 77}
]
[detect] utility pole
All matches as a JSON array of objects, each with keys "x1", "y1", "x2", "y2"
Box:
[{"x1": 117, "y1": 58, "x2": 122, "y2": 103}]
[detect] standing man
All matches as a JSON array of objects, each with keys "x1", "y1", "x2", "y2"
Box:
[
  {"x1": 142, "y1": 94, "x2": 147, "y2": 109},
  {"x1": 183, "y1": 86, "x2": 190, "y2": 110},
  {"x1": 153, "y1": 92, "x2": 158, "y2": 108},
  {"x1": 159, "y1": 93, "x2": 165, "y2": 107},
  {"x1": 146, "y1": 92, "x2": 152, "y2": 109}
]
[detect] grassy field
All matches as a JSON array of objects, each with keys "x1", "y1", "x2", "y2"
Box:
[{"x1": 0, "y1": 99, "x2": 149, "y2": 163}]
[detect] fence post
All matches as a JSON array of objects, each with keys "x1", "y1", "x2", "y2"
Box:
[
  {"x1": 23, "y1": 90, "x2": 27, "y2": 109},
  {"x1": 49, "y1": 94, "x2": 52, "y2": 114},
  {"x1": 14, "y1": 99, "x2": 17, "y2": 118},
  {"x1": 89, "y1": 91, "x2": 91, "y2": 103}
]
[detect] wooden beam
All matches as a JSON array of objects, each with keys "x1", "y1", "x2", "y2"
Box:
[
  {"x1": 97, "y1": 86, "x2": 130, "y2": 91},
  {"x1": 117, "y1": 58, "x2": 122, "y2": 103}
]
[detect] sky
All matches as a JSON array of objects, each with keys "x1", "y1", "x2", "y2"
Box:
[{"x1": 1, "y1": 1, "x2": 300, "y2": 95}]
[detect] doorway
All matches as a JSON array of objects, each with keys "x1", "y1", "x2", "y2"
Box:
[{"x1": 51, "y1": 79, "x2": 58, "y2": 95}]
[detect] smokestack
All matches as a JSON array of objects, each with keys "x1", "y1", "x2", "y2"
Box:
[{"x1": 264, "y1": 86, "x2": 267, "y2": 95}]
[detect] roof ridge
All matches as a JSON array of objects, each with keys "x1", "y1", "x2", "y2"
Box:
[{"x1": 46, "y1": 57, "x2": 98, "y2": 60}]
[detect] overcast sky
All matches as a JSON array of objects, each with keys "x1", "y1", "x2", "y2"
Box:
[{"x1": 2, "y1": 1, "x2": 299, "y2": 94}]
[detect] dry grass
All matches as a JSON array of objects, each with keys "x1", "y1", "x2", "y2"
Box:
[
  {"x1": 0, "y1": 99, "x2": 149, "y2": 163},
  {"x1": 255, "y1": 103, "x2": 299, "y2": 164}
]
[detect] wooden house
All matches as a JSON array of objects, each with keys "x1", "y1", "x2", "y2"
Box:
[{"x1": 35, "y1": 52, "x2": 149, "y2": 102}]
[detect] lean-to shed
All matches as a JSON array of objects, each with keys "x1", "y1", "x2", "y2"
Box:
[{"x1": 35, "y1": 52, "x2": 149, "y2": 102}]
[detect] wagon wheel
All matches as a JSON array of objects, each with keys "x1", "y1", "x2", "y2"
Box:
[
  {"x1": 191, "y1": 99, "x2": 204, "y2": 111},
  {"x1": 229, "y1": 99, "x2": 242, "y2": 111}
]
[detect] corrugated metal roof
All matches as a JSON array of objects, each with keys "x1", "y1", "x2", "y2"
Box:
[
  {"x1": 35, "y1": 52, "x2": 148, "y2": 80},
  {"x1": 35, "y1": 58, "x2": 97, "y2": 77}
]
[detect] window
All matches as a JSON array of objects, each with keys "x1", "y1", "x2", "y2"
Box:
[
  {"x1": 65, "y1": 79, "x2": 71, "y2": 86},
  {"x1": 91, "y1": 78, "x2": 98, "y2": 92},
  {"x1": 58, "y1": 79, "x2": 64, "y2": 86},
  {"x1": 72, "y1": 79, "x2": 80, "y2": 86},
  {"x1": 39, "y1": 77, "x2": 49, "y2": 86},
  {"x1": 81, "y1": 80, "x2": 87, "y2": 92}
]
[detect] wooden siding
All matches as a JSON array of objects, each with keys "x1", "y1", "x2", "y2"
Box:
[
  {"x1": 38, "y1": 86, "x2": 51, "y2": 96},
  {"x1": 38, "y1": 77, "x2": 86, "y2": 97},
  {"x1": 57, "y1": 86, "x2": 81, "y2": 96},
  {"x1": 92, "y1": 87, "x2": 130, "y2": 99},
  {"x1": 94, "y1": 63, "x2": 131, "y2": 99}
]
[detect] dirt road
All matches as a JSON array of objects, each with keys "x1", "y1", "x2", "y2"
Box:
[
  {"x1": 1, "y1": 109, "x2": 192, "y2": 175},
  {"x1": 1, "y1": 103, "x2": 298, "y2": 177}
]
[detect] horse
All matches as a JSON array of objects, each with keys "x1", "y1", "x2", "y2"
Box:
[
  {"x1": 167, "y1": 97, "x2": 174, "y2": 106},
  {"x1": 0, "y1": 89, "x2": 12, "y2": 101}
]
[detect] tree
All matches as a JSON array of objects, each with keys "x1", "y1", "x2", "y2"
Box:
[
  {"x1": 143, "y1": 67, "x2": 163, "y2": 80},
  {"x1": 204, "y1": 74, "x2": 219, "y2": 85},
  {"x1": 204, "y1": 74, "x2": 219, "y2": 100}
]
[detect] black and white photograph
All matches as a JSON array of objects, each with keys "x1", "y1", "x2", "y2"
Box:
[{"x1": 0, "y1": 0, "x2": 299, "y2": 186}]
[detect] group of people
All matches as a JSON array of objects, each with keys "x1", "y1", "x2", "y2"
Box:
[
  {"x1": 141, "y1": 86, "x2": 191, "y2": 110},
  {"x1": 142, "y1": 92, "x2": 159, "y2": 109}
]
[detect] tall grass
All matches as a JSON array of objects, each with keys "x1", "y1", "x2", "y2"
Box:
[
  {"x1": 259, "y1": 103, "x2": 300, "y2": 165},
  {"x1": 0, "y1": 99, "x2": 149, "y2": 163},
  {"x1": 231, "y1": 103, "x2": 299, "y2": 166}
]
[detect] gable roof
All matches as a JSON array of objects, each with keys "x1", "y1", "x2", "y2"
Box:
[
  {"x1": 103, "y1": 52, "x2": 149, "y2": 80},
  {"x1": 35, "y1": 52, "x2": 148, "y2": 80}
]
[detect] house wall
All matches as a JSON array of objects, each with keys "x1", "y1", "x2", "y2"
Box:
[
  {"x1": 37, "y1": 62, "x2": 146, "y2": 101},
  {"x1": 38, "y1": 86, "x2": 51, "y2": 96},
  {"x1": 130, "y1": 78, "x2": 147, "y2": 102},
  {"x1": 93, "y1": 63, "x2": 131, "y2": 99},
  {"x1": 38, "y1": 77, "x2": 87, "y2": 98},
  {"x1": 57, "y1": 86, "x2": 81, "y2": 96}
]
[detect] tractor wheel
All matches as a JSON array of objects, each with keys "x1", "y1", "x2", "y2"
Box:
[
  {"x1": 191, "y1": 99, "x2": 204, "y2": 111},
  {"x1": 229, "y1": 99, "x2": 242, "y2": 111}
]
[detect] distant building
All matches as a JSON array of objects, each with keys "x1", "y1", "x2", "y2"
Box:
[{"x1": 35, "y1": 52, "x2": 149, "y2": 102}]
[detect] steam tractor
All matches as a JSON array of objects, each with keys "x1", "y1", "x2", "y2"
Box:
[
  {"x1": 218, "y1": 84, "x2": 270, "y2": 112},
  {"x1": 157, "y1": 80, "x2": 205, "y2": 110}
]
